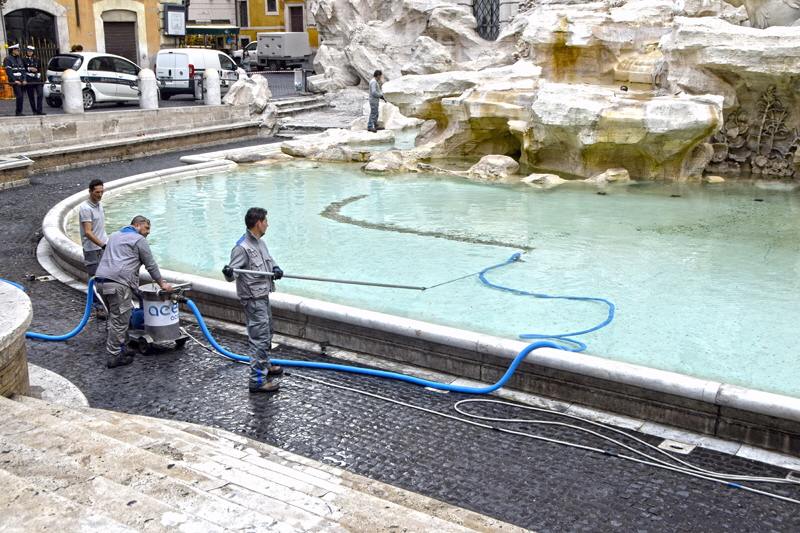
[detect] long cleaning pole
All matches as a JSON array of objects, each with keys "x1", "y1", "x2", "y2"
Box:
[{"x1": 232, "y1": 268, "x2": 427, "y2": 291}]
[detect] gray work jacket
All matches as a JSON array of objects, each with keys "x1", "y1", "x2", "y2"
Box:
[
  {"x1": 95, "y1": 226, "x2": 163, "y2": 290},
  {"x1": 225, "y1": 229, "x2": 279, "y2": 300}
]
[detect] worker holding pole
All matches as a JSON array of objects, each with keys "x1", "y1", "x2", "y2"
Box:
[{"x1": 222, "y1": 207, "x2": 284, "y2": 393}]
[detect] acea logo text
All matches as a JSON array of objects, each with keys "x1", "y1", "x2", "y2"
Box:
[{"x1": 148, "y1": 302, "x2": 179, "y2": 320}]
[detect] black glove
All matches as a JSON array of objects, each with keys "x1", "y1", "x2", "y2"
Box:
[
  {"x1": 222, "y1": 265, "x2": 233, "y2": 278},
  {"x1": 381, "y1": 96, "x2": 387, "y2": 102},
  {"x1": 272, "y1": 266, "x2": 283, "y2": 280}
]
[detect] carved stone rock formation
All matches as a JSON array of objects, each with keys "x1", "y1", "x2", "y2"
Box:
[
  {"x1": 722, "y1": 0, "x2": 800, "y2": 28},
  {"x1": 308, "y1": 0, "x2": 800, "y2": 180}
]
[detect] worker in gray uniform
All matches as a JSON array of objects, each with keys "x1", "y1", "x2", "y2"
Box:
[
  {"x1": 95, "y1": 215, "x2": 173, "y2": 368},
  {"x1": 222, "y1": 207, "x2": 284, "y2": 393},
  {"x1": 367, "y1": 69, "x2": 386, "y2": 133}
]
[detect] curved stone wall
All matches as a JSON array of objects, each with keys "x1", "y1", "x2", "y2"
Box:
[
  {"x1": 40, "y1": 146, "x2": 800, "y2": 455},
  {"x1": 0, "y1": 282, "x2": 32, "y2": 398}
]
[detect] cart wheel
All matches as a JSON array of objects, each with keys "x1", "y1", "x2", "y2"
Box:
[
  {"x1": 138, "y1": 337, "x2": 151, "y2": 355},
  {"x1": 175, "y1": 338, "x2": 187, "y2": 350}
]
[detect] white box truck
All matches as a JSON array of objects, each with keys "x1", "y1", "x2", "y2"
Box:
[{"x1": 256, "y1": 32, "x2": 312, "y2": 71}]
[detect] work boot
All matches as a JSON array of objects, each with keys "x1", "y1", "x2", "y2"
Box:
[
  {"x1": 249, "y1": 381, "x2": 280, "y2": 393},
  {"x1": 106, "y1": 351, "x2": 134, "y2": 368},
  {"x1": 267, "y1": 364, "x2": 283, "y2": 375}
]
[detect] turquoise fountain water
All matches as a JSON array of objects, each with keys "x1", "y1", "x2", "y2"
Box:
[{"x1": 76, "y1": 161, "x2": 800, "y2": 399}]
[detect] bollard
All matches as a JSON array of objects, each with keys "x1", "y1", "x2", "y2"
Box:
[
  {"x1": 193, "y1": 72, "x2": 204, "y2": 100},
  {"x1": 294, "y1": 68, "x2": 305, "y2": 92},
  {"x1": 61, "y1": 69, "x2": 84, "y2": 114},
  {"x1": 138, "y1": 68, "x2": 159, "y2": 109},
  {"x1": 203, "y1": 68, "x2": 221, "y2": 106}
]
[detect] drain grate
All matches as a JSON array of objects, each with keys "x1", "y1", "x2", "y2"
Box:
[{"x1": 658, "y1": 439, "x2": 696, "y2": 455}]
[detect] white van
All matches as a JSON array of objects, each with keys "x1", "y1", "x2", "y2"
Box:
[{"x1": 155, "y1": 48, "x2": 238, "y2": 100}]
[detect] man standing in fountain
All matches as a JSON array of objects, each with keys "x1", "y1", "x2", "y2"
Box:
[
  {"x1": 80, "y1": 179, "x2": 108, "y2": 319},
  {"x1": 222, "y1": 207, "x2": 284, "y2": 393},
  {"x1": 367, "y1": 69, "x2": 386, "y2": 133},
  {"x1": 95, "y1": 216, "x2": 173, "y2": 369}
]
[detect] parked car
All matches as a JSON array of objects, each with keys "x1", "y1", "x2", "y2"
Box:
[
  {"x1": 154, "y1": 48, "x2": 238, "y2": 100},
  {"x1": 232, "y1": 42, "x2": 258, "y2": 63},
  {"x1": 44, "y1": 52, "x2": 142, "y2": 110}
]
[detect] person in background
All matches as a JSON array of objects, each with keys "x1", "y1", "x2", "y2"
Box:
[
  {"x1": 242, "y1": 50, "x2": 252, "y2": 75},
  {"x1": 222, "y1": 207, "x2": 284, "y2": 393},
  {"x1": 95, "y1": 216, "x2": 173, "y2": 369},
  {"x1": 367, "y1": 69, "x2": 387, "y2": 133},
  {"x1": 22, "y1": 45, "x2": 45, "y2": 116},
  {"x1": 3, "y1": 44, "x2": 27, "y2": 116},
  {"x1": 79, "y1": 179, "x2": 108, "y2": 319}
]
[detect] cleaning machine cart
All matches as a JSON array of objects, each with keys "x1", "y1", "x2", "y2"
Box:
[{"x1": 130, "y1": 282, "x2": 192, "y2": 354}]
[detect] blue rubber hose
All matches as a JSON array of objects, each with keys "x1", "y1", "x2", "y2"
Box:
[
  {"x1": 0, "y1": 278, "x2": 25, "y2": 291},
  {"x1": 25, "y1": 278, "x2": 96, "y2": 341},
  {"x1": 184, "y1": 298, "x2": 564, "y2": 393},
  {"x1": 478, "y1": 253, "x2": 615, "y2": 352}
]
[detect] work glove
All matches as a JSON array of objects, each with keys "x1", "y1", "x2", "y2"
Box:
[
  {"x1": 222, "y1": 265, "x2": 233, "y2": 278},
  {"x1": 272, "y1": 266, "x2": 284, "y2": 280},
  {"x1": 381, "y1": 96, "x2": 387, "y2": 102}
]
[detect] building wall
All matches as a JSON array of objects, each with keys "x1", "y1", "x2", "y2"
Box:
[
  {"x1": 241, "y1": 0, "x2": 318, "y2": 50},
  {"x1": 1, "y1": 0, "x2": 162, "y2": 67}
]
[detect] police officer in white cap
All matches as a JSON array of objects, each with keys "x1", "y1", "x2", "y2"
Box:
[
  {"x1": 3, "y1": 44, "x2": 27, "y2": 116},
  {"x1": 23, "y1": 45, "x2": 45, "y2": 115}
]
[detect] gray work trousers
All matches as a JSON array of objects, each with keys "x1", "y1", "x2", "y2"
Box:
[
  {"x1": 84, "y1": 249, "x2": 104, "y2": 310},
  {"x1": 99, "y1": 280, "x2": 133, "y2": 357},
  {"x1": 368, "y1": 100, "x2": 379, "y2": 131},
  {"x1": 241, "y1": 297, "x2": 274, "y2": 387}
]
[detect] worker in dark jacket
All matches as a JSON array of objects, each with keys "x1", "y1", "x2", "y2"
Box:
[
  {"x1": 3, "y1": 44, "x2": 27, "y2": 116},
  {"x1": 22, "y1": 45, "x2": 45, "y2": 115}
]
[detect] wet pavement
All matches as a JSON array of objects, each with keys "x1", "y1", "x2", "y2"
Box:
[{"x1": 3, "y1": 139, "x2": 800, "y2": 532}]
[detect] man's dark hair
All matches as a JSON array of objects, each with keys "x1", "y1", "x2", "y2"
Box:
[
  {"x1": 130, "y1": 215, "x2": 150, "y2": 226},
  {"x1": 88, "y1": 179, "x2": 103, "y2": 191},
  {"x1": 245, "y1": 207, "x2": 267, "y2": 229},
  {"x1": 374, "y1": 70, "x2": 382, "y2": 77}
]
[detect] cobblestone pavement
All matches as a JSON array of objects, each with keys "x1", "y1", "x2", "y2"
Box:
[{"x1": 3, "y1": 141, "x2": 800, "y2": 532}]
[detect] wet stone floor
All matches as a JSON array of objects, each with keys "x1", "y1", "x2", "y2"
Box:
[{"x1": 3, "y1": 142, "x2": 800, "y2": 532}]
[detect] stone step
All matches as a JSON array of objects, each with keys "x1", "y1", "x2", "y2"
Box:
[
  {"x1": 0, "y1": 396, "x2": 317, "y2": 532},
  {"x1": 0, "y1": 468, "x2": 138, "y2": 533},
  {"x1": 6, "y1": 395, "x2": 526, "y2": 532},
  {"x1": 273, "y1": 95, "x2": 330, "y2": 118}
]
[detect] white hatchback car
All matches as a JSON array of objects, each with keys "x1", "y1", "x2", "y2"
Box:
[{"x1": 44, "y1": 52, "x2": 142, "y2": 110}]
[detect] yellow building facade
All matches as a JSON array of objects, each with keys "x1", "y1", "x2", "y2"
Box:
[
  {"x1": 2, "y1": 0, "x2": 316, "y2": 68},
  {"x1": 1, "y1": 0, "x2": 167, "y2": 67},
  {"x1": 241, "y1": 0, "x2": 318, "y2": 48}
]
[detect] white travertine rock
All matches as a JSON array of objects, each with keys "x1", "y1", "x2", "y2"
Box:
[
  {"x1": 223, "y1": 75, "x2": 272, "y2": 113},
  {"x1": 522, "y1": 173, "x2": 568, "y2": 187},
  {"x1": 721, "y1": 0, "x2": 800, "y2": 28},
  {"x1": 310, "y1": 0, "x2": 509, "y2": 91},
  {"x1": 466, "y1": 155, "x2": 520, "y2": 182},
  {"x1": 281, "y1": 128, "x2": 394, "y2": 158},
  {"x1": 658, "y1": 16, "x2": 800, "y2": 127},
  {"x1": 350, "y1": 101, "x2": 425, "y2": 131},
  {"x1": 223, "y1": 75, "x2": 277, "y2": 135},
  {"x1": 584, "y1": 168, "x2": 632, "y2": 183},
  {"x1": 306, "y1": 0, "x2": 800, "y2": 180},
  {"x1": 400, "y1": 36, "x2": 464, "y2": 75},
  {"x1": 704, "y1": 174, "x2": 726, "y2": 183},
  {"x1": 527, "y1": 83, "x2": 722, "y2": 180}
]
